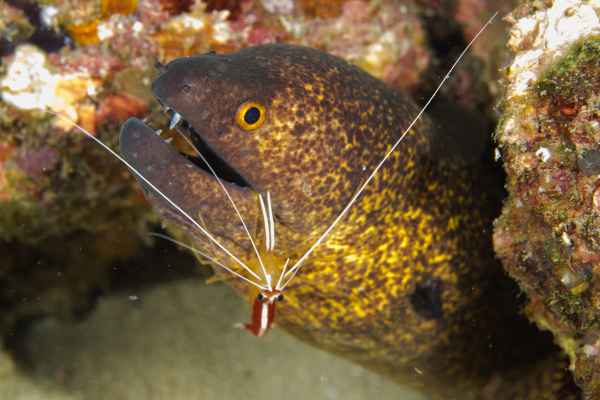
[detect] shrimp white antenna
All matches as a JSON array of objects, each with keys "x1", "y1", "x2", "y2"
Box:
[
  {"x1": 172, "y1": 129, "x2": 271, "y2": 286},
  {"x1": 48, "y1": 112, "x2": 263, "y2": 284},
  {"x1": 280, "y1": 12, "x2": 499, "y2": 290},
  {"x1": 149, "y1": 232, "x2": 268, "y2": 290},
  {"x1": 267, "y1": 191, "x2": 276, "y2": 250},
  {"x1": 259, "y1": 191, "x2": 276, "y2": 252},
  {"x1": 258, "y1": 193, "x2": 271, "y2": 251},
  {"x1": 275, "y1": 258, "x2": 290, "y2": 291}
]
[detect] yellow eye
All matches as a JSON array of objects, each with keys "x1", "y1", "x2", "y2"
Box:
[{"x1": 235, "y1": 101, "x2": 266, "y2": 131}]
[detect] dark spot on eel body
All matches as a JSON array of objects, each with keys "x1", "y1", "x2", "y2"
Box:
[{"x1": 410, "y1": 279, "x2": 444, "y2": 320}]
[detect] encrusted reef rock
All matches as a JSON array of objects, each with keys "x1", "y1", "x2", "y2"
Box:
[
  {"x1": 494, "y1": 0, "x2": 600, "y2": 397},
  {"x1": 0, "y1": 2, "x2": 34, "y2": 56}
]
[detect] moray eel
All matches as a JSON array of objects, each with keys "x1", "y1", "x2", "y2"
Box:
[{"x1": 120, "y1": 44, "x2": 578, "y2": 399}]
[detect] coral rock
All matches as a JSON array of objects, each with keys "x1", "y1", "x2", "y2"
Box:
[{"x1": 495, "y1": 0, "x2": 600, "y2": 397}]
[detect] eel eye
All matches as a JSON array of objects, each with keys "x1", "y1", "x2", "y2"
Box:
[
  {"x1": 275, "y1": 294, "x2": 284, "y2": 302},
  {"x1": 236, "y1": 101, "x2": 266, "y2": 131},
  {"x1": 257, "y1": 293, "x2": 265, "y2": 301}
]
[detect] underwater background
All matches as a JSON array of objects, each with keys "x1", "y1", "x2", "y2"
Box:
[{"x1": 2, "y1": 0, "x2": 600, "y2": 399}]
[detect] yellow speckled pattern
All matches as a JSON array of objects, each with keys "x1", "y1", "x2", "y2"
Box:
[{"x1": 120, "y1": 44, "x2": 579, "y2": 399}]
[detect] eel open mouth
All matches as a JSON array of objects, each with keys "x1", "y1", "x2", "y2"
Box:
[
  {"x1": 162, "y1": 107, "x2": 251, "y2": 189},
  {"x1": 119, "y1": 105, "x2": 259, "y2": 246}
]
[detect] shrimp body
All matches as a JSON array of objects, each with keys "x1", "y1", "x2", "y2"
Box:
[{"x1": 244, "y1": 289, "x2": 283, "y2": 337}]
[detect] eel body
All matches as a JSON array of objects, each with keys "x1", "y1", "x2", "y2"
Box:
[{"x1": 120, "y1": 44, "x2": 577, "y2": 399}]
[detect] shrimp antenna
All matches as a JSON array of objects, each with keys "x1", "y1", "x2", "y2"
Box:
[
  {"x1": 258, "y1": 191, "x2": 276, "y2": 252},
  {"x1": 172, "y1": 128, "x2": 272, "y2": 288},
  {"x1": 47, "y1": 111, "x2": 263, "y2": 285},
  {"x1": 275, "y1": 258, "x2": 290, "y2": 291},
  {"x1": 258, "y1": 193, "x2": 271, "y2": 251},
  {"x1": 267, "y1": 192, "x2": 276, "y2": 250},
  {"x1": 149, "y1": 232, "x2": 268, "y2": 290},
  {"x1": 280, "y1": 11, "x2": 499, "y2": 290}
]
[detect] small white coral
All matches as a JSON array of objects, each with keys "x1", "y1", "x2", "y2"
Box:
[
  {"x1": 261, "y1": 0, "x2": 294, "y2": 14},
  {"x1": 97, "y1": 21, "x2": 115, "y2": 41},
  {"x1": 0, "y1": 45, "x2": 98, "y2": 124},
  {"x1": 39, "y1": 5, "x2": 59, "y2": 28},
  {"x1": 1, "y1": 45, "x2": 55, "y2": 111},
  {"x1": 212, "y1": 11, "x2": 233, "y2": 44},
  {"x1": 535, "y1": 147, "x2": 551, "y2": 162}
]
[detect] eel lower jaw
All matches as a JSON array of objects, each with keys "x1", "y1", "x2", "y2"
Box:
[{"x1": 119, "y1": 117, "x2": 262, "y2": 240}]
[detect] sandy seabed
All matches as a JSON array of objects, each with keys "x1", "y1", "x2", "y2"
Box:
[{"x1": 1, "y1": 279, "x2": 425, "y2": 400}]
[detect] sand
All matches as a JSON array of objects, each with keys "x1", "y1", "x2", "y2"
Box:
[{"x1": 4, "y1": 278, "x2": 425, "y2": 400}]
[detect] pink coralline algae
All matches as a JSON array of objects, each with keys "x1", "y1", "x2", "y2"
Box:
[{"x1": 14, "y1": 147, "x2": 60, "y2": 179}]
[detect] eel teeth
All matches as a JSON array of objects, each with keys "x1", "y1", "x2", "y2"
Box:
[{"x1": 169, "y1": 112, "x2": 183, "y2": 130}]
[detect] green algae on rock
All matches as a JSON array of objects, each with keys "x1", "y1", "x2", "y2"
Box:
[{"x1": 495, "y1": 0, "x2": 600, "y2": 397}]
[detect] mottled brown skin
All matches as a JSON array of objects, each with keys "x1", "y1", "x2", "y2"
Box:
[{"x1": 120, "y1": 44, "x2": 577, "y2": 398}]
